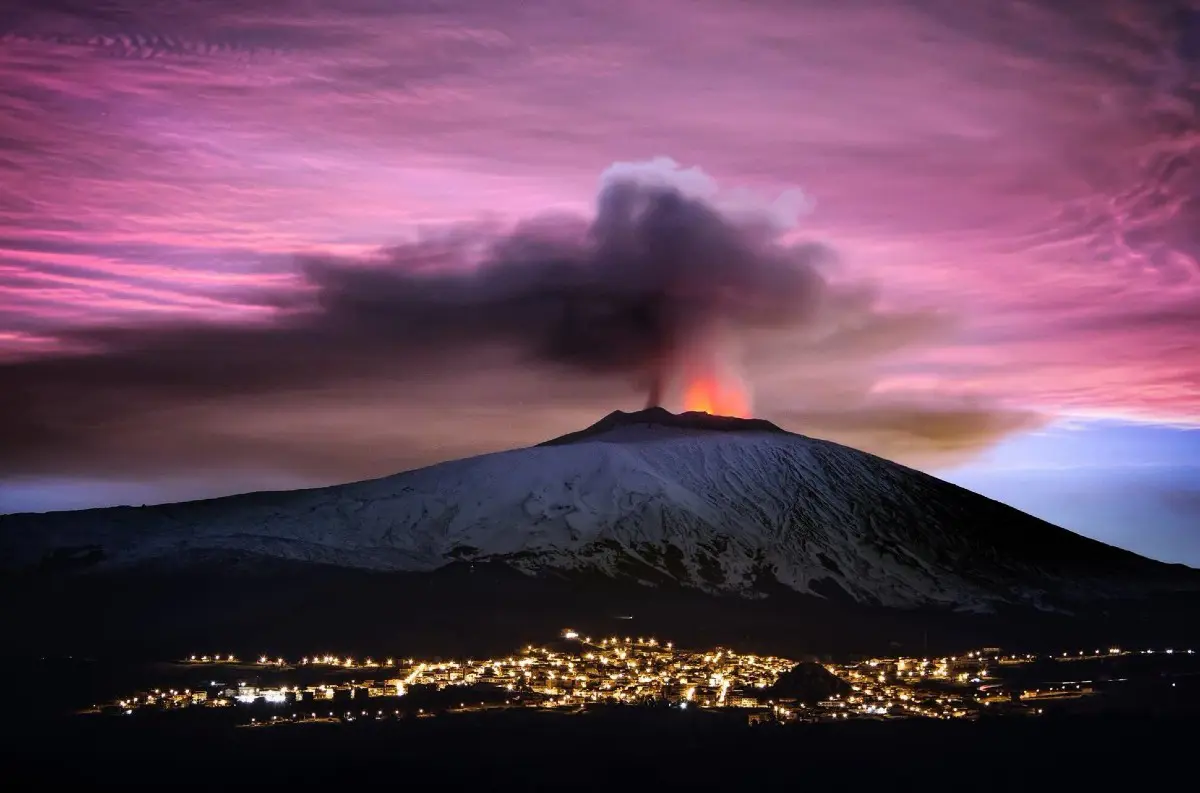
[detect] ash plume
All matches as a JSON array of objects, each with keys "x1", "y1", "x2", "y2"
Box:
[
  {"x1": 7, "y1": 166, "x2": 831, "y2": 417},
  {"x1": 1, "y1": 160, "x2": 999, "y2": 484},
  {"x1": 285, "y1": 173, "x2": 831, "y2": 408}
]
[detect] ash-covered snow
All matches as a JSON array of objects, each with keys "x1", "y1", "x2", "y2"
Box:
[{"x1": 0, "y1": 409, "x2": 1185, "y2": 611}]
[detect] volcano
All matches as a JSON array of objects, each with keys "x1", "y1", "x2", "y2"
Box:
[{"x1": 1, "y1": 408, "x2": 1197, "y2": 657}]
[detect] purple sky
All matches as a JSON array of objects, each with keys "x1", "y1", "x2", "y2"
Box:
[{"x1": 0, "y1": 1, "x2": 1197, "y2": 564}]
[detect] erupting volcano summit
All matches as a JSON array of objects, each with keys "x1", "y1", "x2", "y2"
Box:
[{"x1": 3, "y1": 408, "x2": 1195, "y2": 631}]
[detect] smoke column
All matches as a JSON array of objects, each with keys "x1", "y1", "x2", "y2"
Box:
[{"x1": 0, "y1": 160, "x2": 836, "y2": 474}]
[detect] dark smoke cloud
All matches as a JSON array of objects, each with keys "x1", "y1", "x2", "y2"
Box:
[
  {"x1": 0, "y1": 174, "x2": 836, "y2": 476},
  {"x1": 293, "y1": 179, "x2": 830, "y2": 406}
]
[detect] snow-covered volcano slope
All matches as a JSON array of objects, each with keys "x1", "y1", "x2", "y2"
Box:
[{"x1": 0, "y1": 408, "x2": 1192, "y2": 612}]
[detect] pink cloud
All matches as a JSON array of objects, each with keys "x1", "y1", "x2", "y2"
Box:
[{"x1": 0, "y1": 0, "x2": 1196, "y2": 482}]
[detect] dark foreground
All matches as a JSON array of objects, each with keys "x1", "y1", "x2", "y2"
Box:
[
  {"x1": 2, "y1": 709, "x2": 1192, "y2": 789},
  {"x1": 5, "y1": 560, "x2": 1200, "y2": 661}
]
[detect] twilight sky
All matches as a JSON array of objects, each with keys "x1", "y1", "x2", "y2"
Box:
[{"x1": 1, "y1": 0, "x2": 1198, "y2": 565}]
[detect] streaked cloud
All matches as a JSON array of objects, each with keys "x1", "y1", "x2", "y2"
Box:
[{"x1": 0, "y1": 0, "x2": 1196, "y2": 498}]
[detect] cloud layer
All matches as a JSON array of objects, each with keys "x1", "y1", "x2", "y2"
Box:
[
  {"x1": 0, "y1": 0, "x2": 1196, "y2": 492},
  {"x1": 1, "y1": 159, "x2": 1028, "y2": 479}
]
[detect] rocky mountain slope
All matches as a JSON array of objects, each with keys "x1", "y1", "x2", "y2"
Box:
[{"x1": 2, "y1": 408, "x2": 1192, "y2": 616}]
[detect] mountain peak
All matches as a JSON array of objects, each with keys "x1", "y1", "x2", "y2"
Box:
[
  {"x1": 3, "y1": 401, "x2": 1192, "y2": 630},
  {"x1": 537, "y1": 407, "x2": 790, "y2": 447}
]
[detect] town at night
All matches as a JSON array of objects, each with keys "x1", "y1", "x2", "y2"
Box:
[{"x1": 80, "y1": 631, "x2": 1199, "y2": 726}]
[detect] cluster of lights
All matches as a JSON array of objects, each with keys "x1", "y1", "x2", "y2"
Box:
[{"x1": 106, "y1": 636, "x2": 1196, "y2": 726}]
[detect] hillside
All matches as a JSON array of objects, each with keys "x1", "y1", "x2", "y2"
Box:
[{"x1": 1, "y1": 408, "x2": 1190, "y2": 619}]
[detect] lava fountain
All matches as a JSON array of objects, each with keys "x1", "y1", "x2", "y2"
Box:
[
  {"x1": 682, "y1": 373, "x2": 751, "y2": 417},
  {"x1": 678, "y1": 349, "x2": 752, "y2": 417},
  {"x1": 662, "y1": 324, "x2": 753, "y2": 417}
]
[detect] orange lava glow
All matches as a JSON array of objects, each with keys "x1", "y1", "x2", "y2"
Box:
[{"x1": 682, "y1": 374, "x2": 750, "y2": 418}]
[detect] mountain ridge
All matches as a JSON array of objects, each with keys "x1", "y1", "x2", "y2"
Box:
[
  {"x1": 538, "y1": 407, "x2": 792, "y2": 446},
  {"x1": 2, "y1": 409, "x2": 1194, "y2": 620}
]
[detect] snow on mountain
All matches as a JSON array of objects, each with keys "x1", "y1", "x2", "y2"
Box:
[{"x1": 0, "y1": 408, "x2": 1188, "y2": 613}]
